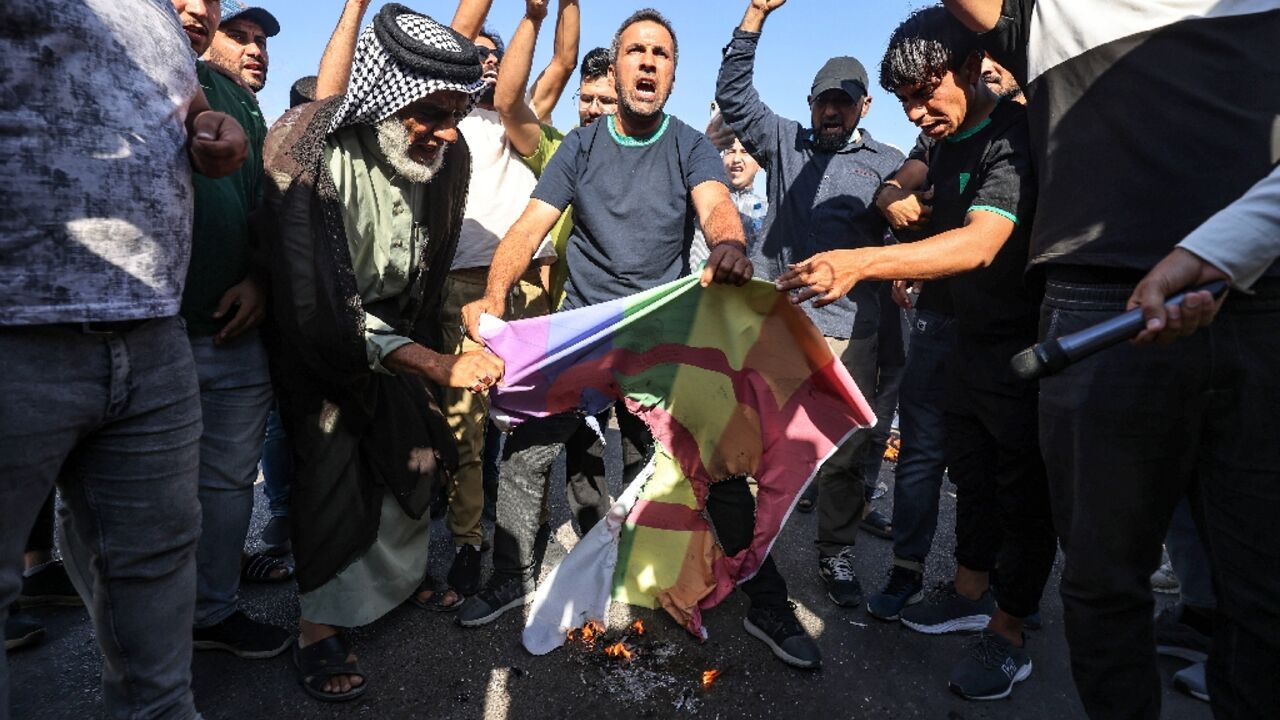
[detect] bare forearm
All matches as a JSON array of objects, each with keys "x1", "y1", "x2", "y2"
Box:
[
  {"x1": 739, "y1": 4, "x2": 769, "y2": 33},
  {"x1": 846, "y1": 225, "x2": 1002, "y2": 282},
  {"x1": 316, "y1": 0, "x2": 371, "y2": 100},
  {"x1": 531, "y1": 0, "x2": 579, "y2": 120},
  {"x1": 702, "y1": 199, "x2": 748, "y2": 249},
  {"x1": 483, "y1": 228, "x2": 542, "y2": 303},
  {"x1": 888, "y1": 159, "x2": 929, "y2": 193},
  {"x1": 451, "y1": 0, "x2": 493, "y2": 40},
  {"x1": 496, "y1": 13, "x2": 544, "y2": 155},
  {"x1": 383, "y1": 342, "x2": 451, "y2": 385},
  {"x1": 942, "y1": 0, "x2": 1003, "y2": 32}
]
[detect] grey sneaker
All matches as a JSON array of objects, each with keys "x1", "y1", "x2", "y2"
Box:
[
  {"x1": 1173, "y1": 661, "x2": 1209, "y2": 702},
  {"x1": 743, "y1": 601, "x2": 821, "y2": 669},
  {"x1": 1155, "y1": 603, "x2": 1211, "y2": 663},
  {"x1": 1151, "y1": 550, "x2": 1181, "y2": 595},
  {"x1": 948, "y1": 630, "x2": 1033, "y2": 701},
  {"x1": 866, "y1": 565, "x2": 923, "y2": 621},
  {"x1": 456, "y1": 575, "x2": 533, "y2": 628},
  {"x1": 901, "y1": 582, "x2": 994, "y2": 635},
  {"x1": 818, "y1": 547, "x2": 864, "y2": 607}
]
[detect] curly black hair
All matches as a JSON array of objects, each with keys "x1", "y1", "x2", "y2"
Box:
[
  {"x1": 477, "y1": 26, "x2": 504, "y2": 55},
  {"x1": 580, "y1": 46, "x2": 611, "y2": 82},
  {"x1": 879, "y1": 6, "x2": 979, "y2": 94}
]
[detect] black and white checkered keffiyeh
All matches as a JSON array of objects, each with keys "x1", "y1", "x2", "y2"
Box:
[{"x1": 329, "y1": 4, "x2": 485, "y2": 133}]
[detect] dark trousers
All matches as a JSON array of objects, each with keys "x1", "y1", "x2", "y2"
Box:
[
  {"x1": 862, "y1": 285, "x2": 909, "y2": 486},
  {"x1": 1039, "y1": 280, "x2": 1280, "y2": 720},
  {"x1": 492, "y1": 404, "x2": 651, "y2": 580},
  {"x1": 706, "y1": 476, "x2": 789, "y2": 609},
  {"x1": 890, "y1": 311, "x2": 956, "y2": 570},
  {"x1": 25, "y1": 490, "x2": 56, "y2": 555},
  {"x1": 947, "y1": 377, "x2": 1056, "y2": 619},
  {"x1": 814, "y1": 333, "x2": 879, "y2": 557}
]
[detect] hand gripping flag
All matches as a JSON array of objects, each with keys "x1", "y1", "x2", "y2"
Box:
[{"x1": 477, "y1": 276, "x2": 874, "y2": 652}]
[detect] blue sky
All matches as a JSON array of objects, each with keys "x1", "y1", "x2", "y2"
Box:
[{"x1": 255, "y1": 0, "x2": 935, "y2": 153}]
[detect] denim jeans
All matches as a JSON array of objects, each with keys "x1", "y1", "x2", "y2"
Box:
[
  {"x1": 0, "y1": 318, "x2": 202, "y2": 720},
  {"x1": 1039, "y1": 279, "x2": 1280, "y2": 720},
  {"x1": 189, "y1": 330, "x2": 273, "y2": 628},
  {"x1": 260, "y1": 406, "x2": 292, "y2": 519},
  {"x1": 890, "y1": 311, "x2": 956, "y2": 571}
]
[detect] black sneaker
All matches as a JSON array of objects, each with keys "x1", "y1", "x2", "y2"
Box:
[
  {"x1": 1173, "y1": 661, "x2": 1210, "y2": 702},
  {"x1": 1155, "y1": 603, "x2": 1211, "y2": 663},
  {"x1": 456, "y1": 575, "x2": 533, "y2": 628},
  {"x1": 818, "y1": 547, "x2": 864, "y2": 607},
  {"x1": 20, "y1": 560, "x2": 82, "y2": 607},
  {"x1": 5, "y1": 608, "x2": 46, "y2": 651},
  {"x1": 743, "y1": 601, "x2": 821, "y2": 669},
  {"x1": 866, "y1": 565, "x2": 923, "y2": 621},
  {"x1": 900, "y1": 582, "x2": 994, "y2": 635},
  {"x1": 447, "y1": 544, "x2": 483, "y2": 597},
  {"x1": 193, "y1": 609, "x2": 293, "y2": 659},
  {"x1": 260, "y1": 515, "x2": 291, "y2": 557},
  {"x1": 948, "y1": 630, "x2": 1033, "y2": 701}
]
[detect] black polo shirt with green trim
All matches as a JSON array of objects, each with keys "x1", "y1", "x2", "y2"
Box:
[{"x1": 927, "y1": 100, "x2": 1039, "y2": 343}]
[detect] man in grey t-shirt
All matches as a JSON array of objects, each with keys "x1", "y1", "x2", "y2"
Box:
[{"x1": 0, "y1": 1, "x2": 246, "y2": 717}]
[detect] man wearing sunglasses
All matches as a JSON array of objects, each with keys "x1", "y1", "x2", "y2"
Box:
[{"x1": 716, "y1": 0, "x2": 905, "y2": 612}]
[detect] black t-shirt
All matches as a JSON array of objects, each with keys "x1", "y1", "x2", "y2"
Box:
[
  {"x1": 531, "y1": 114, "x2": 728, "y2": 310},
  {"x1": 982, "y1": 0, "x2": 1280, "y2": 279},
  {"x1": 900, "y1": 133, "x2": 954, "y2": 317}
]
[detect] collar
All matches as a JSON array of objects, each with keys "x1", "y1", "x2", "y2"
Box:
[{"x1": 608, "y1": 113, "x2": 670, "y2": 147}]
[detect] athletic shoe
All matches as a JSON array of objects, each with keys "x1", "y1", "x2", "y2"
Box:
[
  {"x1": 4, "y1": 608, "x2": 45, "y2": 651},
  {"x1": 260, "y1": 515, "x2": 291, "y2": 557},
  {"x1": 948, "y1": 630, "x2": 1033, "y2": 701},
  {"x1": 743, "y1": 601, "x2": 821, "y2": 669},
  {"x1": 1151, "y1": 550, "x2": 1181, "y2": 595},
  {"x1": 19, "y1": 560, "x2": 82, "y2": 607},
  {"x1": 867, "y1": 565, "x2": 923, "y2": 621},
  {"x1": 1173, "y1": 661, "x2": 1210, "y2": 702},
  {"x1": 456, "y1": 575, "x2": 533, "y2": 627},
  {"x1": 448, "y1": 544, "x2": 484, "y2": 597},
  {"x1": 193, "y1": 610, "x2": 292, "y2": 659},
  {"x1": 1155, "y1": 603, "x2": 1211, "y2": 663},
  {"x1": 818, "y1": 547, "x2": 864, "y2": 607},
  {"x1": 901, "y1": 582, "x2": 994, "y2": 635}
]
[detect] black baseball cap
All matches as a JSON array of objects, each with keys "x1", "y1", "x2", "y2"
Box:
[
  {"x1": 220, "y1": 0, "x2": 281, "y2": 37},
  {"x1": 810, "y1": 56, "x2": 868, "y2": 101}
]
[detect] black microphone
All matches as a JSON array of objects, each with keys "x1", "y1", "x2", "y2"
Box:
[{"x1": 1011, "y1": 280, "x2": 1229, "y2": 381}]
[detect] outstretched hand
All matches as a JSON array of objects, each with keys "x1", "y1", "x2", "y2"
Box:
[
  {"x1": 775, "y1": 249, "x2": 864, "y2": 307},
  {"x1": 1127, "y1": 248, "x2": 1229, "y2": 346}
]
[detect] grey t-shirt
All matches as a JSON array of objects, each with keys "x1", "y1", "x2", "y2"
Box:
[
  {"x1": 0, "y1": 0, "x2": 198, "y2": 325},
  {"x1": 531, "y1": 114, "x2": 728, "y2": 310}
]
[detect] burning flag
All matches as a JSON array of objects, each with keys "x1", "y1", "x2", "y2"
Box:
[
  {"x1": 603, "y1": 642, "x2": 635, "y2": 662},
  {"x1": 630, "y1": 619, "x2": 645, "y2": 636},
  {"x1": 701, "y1": 669, "x2": 722, "y2": 689}
]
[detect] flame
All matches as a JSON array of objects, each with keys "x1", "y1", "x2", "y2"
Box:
[
  {"x1": 569, "y1": 620, "x2": 605, "y2": 646},
  {"x1": 701, "y1": 669, "x2": 721, "y2": 689},
  {"x1": 604, "y1": 642, "x2": 634, "y2": 661},
  {"x1": 630, "y1": 619, "x2": 645, "y2": 636},
  {"x1": 883, "y1": 436, "x2": 901, "y2": 462}
]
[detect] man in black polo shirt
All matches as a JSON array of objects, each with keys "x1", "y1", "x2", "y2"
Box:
[
  {"x1": 779, "y1": 7, "x2": 1055, "y2": 701},
  {"x1": 943, "y1": 2, "x2": 1280, "y2": 716}
]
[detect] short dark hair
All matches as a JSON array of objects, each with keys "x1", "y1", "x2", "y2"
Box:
[
  {"x1": 610, "y1": 8, "x2": 678, "y2": 68},
  {"x1": 580, "y1": 46, "x2": 611, "y2": 82},
  {"x1": 477, "y1": 26, "x2": 504, "y2": 54},
  {"x1": 879, "y1": 6, "x2": 979, "y2": 93},
  {"x1": 289, "y1": 75, "x2": 317, "y2": 108}
]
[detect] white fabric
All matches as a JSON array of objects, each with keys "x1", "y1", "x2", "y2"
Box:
[
  {"x1": 1178, "y1": 164, "x2": 1280, "y2": 291},
  {"x1": 452, "y1": 107, "x2": 557, "y2": 269},
  {"x1": 522, "y1": 458, "x2": 652, "y2": 655},
  {"x1": 1028, "y1": 0, "x2": 1279, "y2": 83}
]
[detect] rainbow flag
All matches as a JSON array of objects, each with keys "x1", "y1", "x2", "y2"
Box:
[{"x1": 479, "y1": 276, "x2": 874, "y2": 648}]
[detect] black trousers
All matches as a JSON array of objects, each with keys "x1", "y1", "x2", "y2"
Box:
[
  {"x1": 25, "y1": 490, "x2": 55, "y2": 554},
  {"x1": 946, "y1": 373, "x2": 1055, "y2": 620},
  {"x1": 706, "y1": 476, "x2": 789, "y2": 609},
  {"x1": 1039, "y1": 280, "x2": 1280, "y2": 720}
]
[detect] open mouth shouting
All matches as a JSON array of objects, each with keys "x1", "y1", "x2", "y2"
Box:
[
  {"x1": 183, "y1": 22, "x2": 210, "y2": 47},
  {"x1": 633, "y1": 76, "x2": 658, "y2": 104}
]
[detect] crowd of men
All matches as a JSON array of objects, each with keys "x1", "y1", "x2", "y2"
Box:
[{"x1": 1, "y1": 0, "x2": 1277, "y2": 717}]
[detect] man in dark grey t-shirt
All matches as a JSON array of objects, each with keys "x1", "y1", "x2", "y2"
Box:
[{"x1": 458, "y1": 9, "x2": 825, "y2": 671}]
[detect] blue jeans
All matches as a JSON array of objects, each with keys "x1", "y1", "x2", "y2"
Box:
[
  {"x1": 890, "y1": 311, "x2": 956, "y2": 571},
  {"x1": 0, "y1": 318, "x2": 202, "y2": 720},
  {"x1": 260, "y1": 406, "x2": 292, "y2": 519},
  {"x1": 189, "y1": 331, "x2": 273, "y2": 628}
]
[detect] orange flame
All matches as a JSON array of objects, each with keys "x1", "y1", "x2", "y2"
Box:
[
  {"x1": 701, "y1": 669, "x2": 721, "y2": 689},
  {"x1": 630, "y1": 619, "x2": 645, "y2": 636},
  {"x1": 604, "y1": 642, "x2": 634, "y2": 661},
  {"x1": 569, "y1": 620, "x2": 605, "y2": 646}
]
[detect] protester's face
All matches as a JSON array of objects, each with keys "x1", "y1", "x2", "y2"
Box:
[
  {"x1": 204, "y1": 18, "x2": 269, "y2": 92},
  {"x1": 895, "y1": 69, "x2": 971, "y2": 141},
  {"x1": 808, "y1": 88, "x2": 869, "y2": 151},
  {"x1": 612, "y1": 21, "x2": 676, "y2": 122},
  {"x1": 577, "y1": 74, "x2": 618, "y2": 126},
  {"x1": 396, "y1": 91, "x2": 469, "y2": 168},
  {"x1": 172, "y1": 0, "x2": 220, "y2": 56},
  {"x1": 474, "y1": 35, "x2": 502, "y2": 87},
  {"x1": 980, "y1": 55, "x2": 1022, "y2": 102},
  {"x1": 722, "y1": 139, "x2": 760, "y2": 191}
]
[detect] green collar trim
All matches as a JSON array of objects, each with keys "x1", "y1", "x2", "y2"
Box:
[
  {"x1": 608, "y1": 114, "x2": 670, "y2": 147},
  {"x1": 946, "y1": 116, "x2": 991, "y2": 144}
]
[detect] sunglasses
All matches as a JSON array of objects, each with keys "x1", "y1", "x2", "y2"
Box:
[{"x1": 477, "y1": 46, "x2": 503, "y2": 62}]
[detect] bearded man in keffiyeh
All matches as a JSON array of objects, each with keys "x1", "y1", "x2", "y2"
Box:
[{"x1": 259, "y1": 4, "x2": 502, "y2": 702}]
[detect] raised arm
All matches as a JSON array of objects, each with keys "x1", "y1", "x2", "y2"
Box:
[
  {"x1": 495, "y1": 0, "x2": 548, "y2": 156},
  {"x1": 461, "y1": 200, "x2": 563, "y2": 341},
  {"x1": 942, "y1": 0, "x2": 1003, "y2": 32},
  {"x1": 315, "y1": 0, "x2": 372, "y2": 100},
  {"x1": 527, "y1": 0, "x2": 579, "y2": 122},
  {"x1": 451, "y1": 0, "x2": 494, "y2": 40},
  {"x1": 715, "y1": 0, "x2": 791, "y2": 166}
]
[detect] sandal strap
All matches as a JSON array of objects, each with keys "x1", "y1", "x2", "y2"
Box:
[
  {"x1": 296, "y1": 634, "x2": 363, "y2": 679},
  {"x1": 244, "y1": 553, "x2": 291, "y2": 580}
]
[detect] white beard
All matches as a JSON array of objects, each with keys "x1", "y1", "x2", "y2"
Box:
[{"x1": 375, "y1": 117, "x2": 445, "y2": 183}]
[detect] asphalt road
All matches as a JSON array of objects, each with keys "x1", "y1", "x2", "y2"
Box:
[{"x1": 9, "y1": 439, "x2": 1210, "y2": 720}]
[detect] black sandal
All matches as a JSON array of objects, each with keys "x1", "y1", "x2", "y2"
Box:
[
  {"x1": 293, "y1": 633, "x2": 367, "y2": 703},
  {"x1": 859, "y1": 508, "x2": 893, "y2": 540},
  {"x1": 407, "y1": 575, "x2": 463, "y2": 612},
  {"x1": 241, "y1": 552, "x2": 295, "y2": 583}
]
